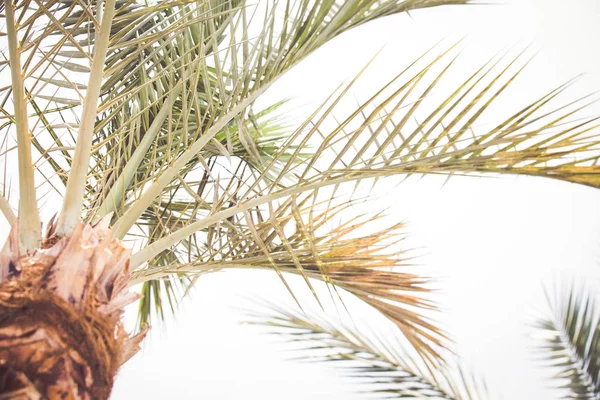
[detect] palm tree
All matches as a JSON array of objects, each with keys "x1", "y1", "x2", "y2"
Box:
[{"x1": 0, "y1": 0, "x2": 599, "y2": 398}]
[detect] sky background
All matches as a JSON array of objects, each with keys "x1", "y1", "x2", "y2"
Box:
[{"x1": 104, "y1": 1, "x2": 600, "y2": 398}]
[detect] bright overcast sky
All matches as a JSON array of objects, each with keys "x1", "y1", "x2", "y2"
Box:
[{"x1": 105, "y1": 1, "x2": 600, "y2": 398}]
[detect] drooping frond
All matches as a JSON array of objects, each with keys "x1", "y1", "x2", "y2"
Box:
[
  {"x1": 534, "y1": 282, "x2": 600, "y2": 399},
  {"x1": 131, "y1": 189, "x2": 447, "y2": 361},
  {"x1": 246, "y1": 303, "x2": 489, "y2": 399}
]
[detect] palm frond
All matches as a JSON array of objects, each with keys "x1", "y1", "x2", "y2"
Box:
[
  {"x1": 131, "y1": 189, "x2": 448, "y2": 361},
  {"x1": 246, "y1": 303, "x2": 488, "y2": 399},
  {"x1": 56, "y1": 0, "x2": 117, "y2": 235},
  {"x1": 130, "y1": 48, "x2": 600, "y2": 270},
  {"x1": 534, "y1": 282, "x2": 600, "y2": 399}
]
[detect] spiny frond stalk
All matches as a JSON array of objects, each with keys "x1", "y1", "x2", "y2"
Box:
[
  {"x1": 5, "y1": 0, "x2": 41, "y2": 251},
  {"x1": 534, "y1": 282, "x2": 600, "y2": 399},
  {"x1": 247, "y1": 304, "x2": 488, "y2": 399},
  {"x1": 56, "y1": 0, "x2": 117, "y2": 237}
]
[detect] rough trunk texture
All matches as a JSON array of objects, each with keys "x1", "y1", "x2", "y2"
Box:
[{"x1": 0, "y1": 217, "x2": 146, "y2": 399}]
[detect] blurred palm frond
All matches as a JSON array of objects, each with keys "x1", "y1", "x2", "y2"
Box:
[
  {"x1": 534, "y1": 282, "x2": 600, "y2": 399},
  {"x1": 246, "y1": 303, "x2": 489, "y2": 399}
]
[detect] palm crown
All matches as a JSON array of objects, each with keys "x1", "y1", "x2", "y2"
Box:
[{"x1": 0, "y1": 0, "x2": 599, "y2": 398}]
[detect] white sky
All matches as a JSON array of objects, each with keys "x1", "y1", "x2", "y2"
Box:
[{"x1": 10, "y1": 0, "x2": 599, "y2": 399}]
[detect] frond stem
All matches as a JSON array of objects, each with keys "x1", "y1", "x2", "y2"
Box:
[
  {"x1": 6, "y1": 0, "x2": 41, "y2": 250},
  {"x1": 56, "y1": 0, "x2": 116, "y2": 236}
]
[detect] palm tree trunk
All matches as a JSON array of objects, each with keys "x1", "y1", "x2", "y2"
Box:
[{"x1": 0, "y1": 218, "x2": 146, "y2": 399}]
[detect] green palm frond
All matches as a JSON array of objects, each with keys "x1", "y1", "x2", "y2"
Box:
[
  {"x1": 534, "y1": 282, "x2": 600, "y2": 399},
  {"x1": 247, "y1": 303, "x2": 489, "y2": 399},
  {"x1": 128, "y1": 47, "x2": 600, "y2": 281},
  {"x1": 15, "y1": 0, "x2": 471, "y2": 223}
]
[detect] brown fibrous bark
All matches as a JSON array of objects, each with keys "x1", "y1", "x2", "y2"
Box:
[{"x1": 0, "y1": 217, "x2": 146, "y2": 399}]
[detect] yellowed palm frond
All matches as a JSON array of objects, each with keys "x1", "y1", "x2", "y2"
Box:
[{"x1": 131, "y1": 191, "x2": 445, "y2": 360}]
